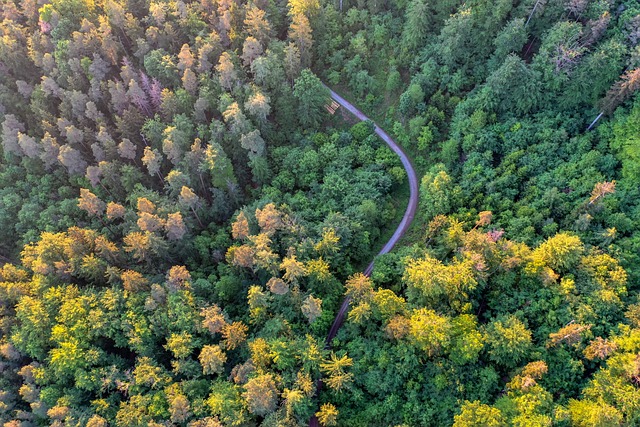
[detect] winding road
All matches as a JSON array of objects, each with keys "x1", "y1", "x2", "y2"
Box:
[{"x1": 309, "y1": 87, "x2": 419, "y2": 426}]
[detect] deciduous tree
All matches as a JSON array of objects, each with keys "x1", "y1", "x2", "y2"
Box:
[
  {"x1": 78, "y1": 188, "x2": 106, "y2": 216},
  {"x1": 200, "y1": 345, "x2": 227, "y2": 375},
  {"x1": 243, "y1": 374, "x2": 278, "y2": 416},
  {"x1": 301, "y1": 294, "x2": 322, "y2": 323}
]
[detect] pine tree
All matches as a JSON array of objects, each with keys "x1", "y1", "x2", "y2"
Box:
[
  {"x1": 216, "y1": 52, "x2": 237, "y2": 91},
  {"x1": 288, "y1": 13, "x2": 313, "y2": 67},
  {"x1": 293, "y1": 70, "x2": 329, "y2": 129}
]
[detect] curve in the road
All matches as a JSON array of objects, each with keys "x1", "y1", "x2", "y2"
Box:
[
  {"x1": 322, "y1": 87, "x2": 419, "y2": 345},
  {"x1": 309, "y1": 87, "x2": 419, "y2": 427}
]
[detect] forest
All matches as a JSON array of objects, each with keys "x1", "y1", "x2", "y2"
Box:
[{"x1": 1, "y1": 0, "x2": 640, "y2": 425}]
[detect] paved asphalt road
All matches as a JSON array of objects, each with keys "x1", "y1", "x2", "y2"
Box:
[{"x1": 309, "y1": 87, "x2": 419, "y2": 427}]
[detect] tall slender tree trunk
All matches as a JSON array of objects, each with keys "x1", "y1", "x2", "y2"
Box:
[
  {"x1": 191, "y1": 206, "x2": 204, "y2": 228},
  {"x1": 586, "y1": 111, "x2": 604, "y2": 131},
  {"x1": 526, "y1": 0, "x2": 542, "y2": 26}
]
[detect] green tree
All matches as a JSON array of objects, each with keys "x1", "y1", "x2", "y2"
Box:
[
  {"x1": 408, "y1": 308, "x2": 451, "y2": 357},
  {"x1": 401, "y1": 0, "x2": 432, "y2": 55},
  {"x1": 485, "y1": 316, "x2": 532, "y2": 368},
  {"x1": 568, "y1": 399, "x2": 623, "y2": 427},
  {"x1": 293, "y1": 70, "x2": 330, "y2": 130},
  {"x1": 454, "y1": 401, "x2": 506, "y2": 427},
  {"x1": 420, "y1": 165, "x2": 460, "y2": 221}
]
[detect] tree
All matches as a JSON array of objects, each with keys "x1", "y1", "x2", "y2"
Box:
[
  {"x1": 221, "y1": 321, "x2": 248, "y2": 350},
  {"x1": 40, "y1": 132, "x2": 61, "y2": 169},
  {"x1": 12, "y1": 295, "x2": 52, "y2": 359},
  {"x1": 179, "y1": 186, "x2": 204, "y2": 227},
  {"x1": 241, "y1": 37, "x2": 263, "y2": 67},
  {"x1": 568, "y1": 399, "x2": 623, "y2": 427},
  {"x1": 249, "y1": 233, "x2": 279, "y2": 272},
  {"x1": 449, "y1": 314, "x2": 484, "y2": 365},
  {"x1": 137, "y1": 212, "x2": 164, "y2": 232},
  {"x1": 301, "y1": 294, "x2": 322, "y2": 323},
  {"x1": 182, "y1": 68, "x2": 198, "y2": 95},
  {"x1": 267, "y1": 277, "x2": 289, "y2": 295},
  {"x1": 306, "y1": 257, "x2": 332, "y2": 283},
  {"x1": 78, "y1": 189, "x2": 105, "y2": 216},
  {"x1": 85, "y1": 166, "x2": 102, "y2": 187},
  {"x1": 245, "y1": 90, "x2": 271, "y2": 124},
  {"x1": 583, "y1": 337, "x2": 617, "y2": 361},
  {"x1": 602, "y1": 68, "x2": 640, "y2": 114},
  {"x1": 166, "y1": 265, "x2": 192, "y2": 291},
  {"x1": 229, "y1": 244, "x2": 256, "y2": 269},
  {"x1": 315, "y1": 228, "x2": 340, "y2": 256},
  {"x1": 165, "y1": 331, "x2": 194, "y2": 359},
  {"x1": 17, "y1": 133, "x2": 39, "y2": 159},
  {"x1": 288, "y1": 0, "x2": 320, "y2": 17},
  {"x1": 121, "y1": 270, "x2": 150, "y2": 292},
  {"x1": 409, "y1": 308, "x2": 451, "y2": 356},
  {"x1": 201, "y1": 305, "x2": 227, "y2": 335},
  {"x1": 239, "y1": 129, "x2": 266, "y2": 159},
  {"x1": 142, "y1": 146, "x2": 163, "y2": 179},
  {"x1": 453, "y1": 401, "x2": 506, "y2": 427},
  {"x1": 485, "y1": 316, "x2": 532, "y2": 368},
  {"x1": 128, "y1": 79, "x2": 152, "y2": 115},
  {"x1": 480, "y1": 53, "x2": 540, "y2": 115},
  {"x1": 216, "y1": 52, "x2": 237, "y2": 91},
  {"x1": 123, "y1": 231, "x2": 158, "y2": 262},
  {"x1": 320, "y1": 353, "x2": 354, "y2": 393},
  {"x1": 231, "y1": 212, "x2": 250, "y2": 240},
  {"x1": 86, "y1": 415, "x2": 108, "y2": 427},
  {"x1": 288, "y1": 13, "x2": 313, "y2": 67},
  {"x1": 548, "y1": 323, "x2": 591, "y2": 348},
  {"x1": 374, "y1": 289, "x2": 407, "y2": 321},
  {"x1": 243, "y1": 374, "x2": 278, "y2": 416},
  {"x1": 1, "y1": 114, "x2": 25, "y2": 157},
  {"x1": 202, "y1": 142, "x2": 237, "y2": 189},
  {"x1": 345, "y1": 273, "x2": 374, "y2": 303},
  {"x1": 118, "y1": 138, "x2": 137, "y2": 160},
  {"x1": 280, "y1": 255, "x2": 306, "y2": 283},
  {"x1": 244, "y1": 6, "x2": 272, "y2": 45},
  {"x1": 58, "y1": 144, "x2": 87, "y2": 175},
  {"x1": 206, "y1": 381, "x2": 248, "y2": 425},
  {"x1": 588, "y1": 181, "x2": 616, "y2": 206},
  {"x1": 565, "y1": 0, "x2": 588, "y2": 17},
  {"x1": 200, "y1": 345, "x2": 227, "y2": 375},
  {"x1": 284, "y1": 42, "x2": 302, "y2": 83},
  {"x1": 247, "y1": 285, "x2": 270, "y2": 320},
  {"x1": 255, "y1": 203, "x2": 283, "y2": 234},
  {"x1": 489, "y1": 19, "x2": 527, "y2": 70},
  {"x1": 419, "y1": 166, "x2": 459, "y2": 221},
  {"x1": 509, "y1": 361, "x2": 548, "y2": 391},
  {"x1": 177, "y1": 43, "x2": 195, "y2": 71},
  {"x1": 165, "y1": 212, "x2": 186, "y2": 240},
  {"x1": 404, "y1": 254, "x2": 477, "y2": 311},
  {"x1": 169, "y1": 392, "x2": 191, "y2": 424},
  {"x1": 293, "y1": 70, "x2": 329, "y2": 129},
  {"x1": 316, "y1": 403, "x2": 339, "y2": 426},
  {"x1": 527, "y1": 233, "x2": 584, "y2": 275},
  {"x1": 401, "y1": 0, "x2": 432, "y2": 55}
]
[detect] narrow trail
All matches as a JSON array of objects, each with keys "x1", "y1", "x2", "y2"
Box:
[{"x1": 309, "y1": 87, "x2": 419, "y2": 426}]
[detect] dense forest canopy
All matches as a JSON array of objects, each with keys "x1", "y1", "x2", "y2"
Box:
[{"x1": 1, "y1": 0, "x2": 640, "y2": 425}]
